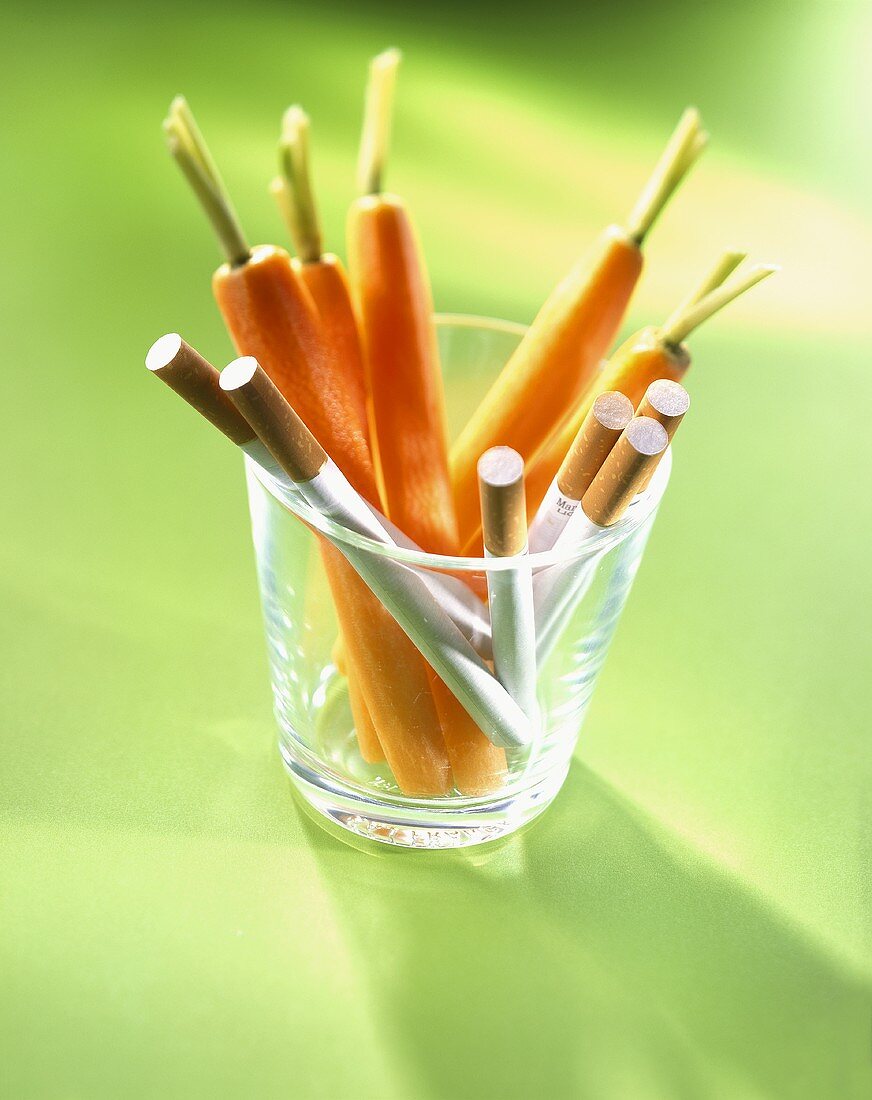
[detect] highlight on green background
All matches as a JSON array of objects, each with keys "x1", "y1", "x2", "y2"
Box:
[{"x1": 1, "y1": 0, "x2": 869, "y2": 1097}]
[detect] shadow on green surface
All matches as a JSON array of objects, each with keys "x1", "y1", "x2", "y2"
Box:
[{"x1": 293, "y1": 765, "x2": 872, "y2": 1100}]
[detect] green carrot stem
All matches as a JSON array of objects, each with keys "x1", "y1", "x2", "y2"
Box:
[
  {"x1": 163, "y1": 96, "x2": 250, "y2": 267},
  {"x1": 356, "y1": 48, "x2": 401, "y2": 197},
  {"x1": 624, "y1": 108, "x2": 707, "y2": 245},
  {"x1": 277, "y1": 106, "x2": 323, "y2": 263},
  {"x1": 659, "y1": 248, "x2": 748, "y2": 336},
  {"x1": 660, "y1": 264, "x2": 779, "y2": 346},
  {"x1": 270, "y1": 176, "x2": 294, "y2": 234},
  {"x1": 678, "y1": 130, "x2": 709, "y2": 180}
]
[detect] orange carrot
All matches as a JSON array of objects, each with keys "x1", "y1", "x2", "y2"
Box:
[
  {"x1": 272, "y1": 105, "x2": 384, "y2": 702},
  {"x1": 451, "y1": 108, "x2": 709, "y2": 551},
  {"x1": 429, "y1": 675, "x2": 507, "y2": 796},
  {"x1": 347, "y1": 51, "x2": 502, "y2": 796},
  {"x1": 164, "y1": 96, "x2": 451, "y2": 796},
  {"x1": 213, "y1": 248, "x2": 380, "y2": 506},
  {"x1": 347, "y1": 49, "x2": 459, "y2": 555},
  {"x1": 523, "y1": 255, "x2": 778, "y2": 513},
  {"x1": 346, "y1": 666, "x2": 384, "y2": 764},
  {"x1": 164, "y1": 97, "x2": 377, "y2": 502},
  {"x1": 320, "y1": 543, "x2": 451, "y2": 796},
  {"x1": 272, "y1": 107, "x2": 373, "y2": 461}
]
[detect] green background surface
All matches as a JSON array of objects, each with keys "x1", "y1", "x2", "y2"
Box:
[{"x1": 2, "y1": 1, "x2": 870, "y2": 1096}]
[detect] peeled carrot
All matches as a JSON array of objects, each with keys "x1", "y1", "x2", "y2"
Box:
[
  {"x1": 429, "y1": 675, "x2": 507, "y2": 796},
  {"x1": 212, "y1": 249, "x2": 399, "y2": 766},
  {"x1": 346, "y1": 664, "x2": 383, "y2": 764},
  {"x1": 321, "y1": 542, "x2": 451, "y2": 795},
  {"x1": 451, "y1": 108, "x2": 709, "y2": 552},
  {"x1": 347, "y1": 49, "x2": 459, "y2": 555},
  {"x1": 213, "y1": 250, "x2": 381, "y2": 506},
  {"x1": 346, "y1": 51, "x2": 503, "y2": 795},
  {"x1": 164, "y1": 96, "x2": 452, "y2": 796},
  {"x1": 523, "y1": 254, "x2": 778, "y2": 512},
  {"x1": 163, "y1": 97, "x2": 378, "y2": 503},
  {"x1": 272, "y1": 105, "x2": 383, "y2": 705},
  {"x1": 272, "y1": 107, "x2": 373, "y2": 461}
]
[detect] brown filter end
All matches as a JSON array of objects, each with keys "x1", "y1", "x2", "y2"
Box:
[
  {"x1": 146, "y1": 334, "x2": 256, "y2": 446},
  {"x1": 636, "y1": 379, "x2": 690, "y2": 440},
  {"x1": 557, "y1": 391, "x2": 634, "y2": 500},
  {"x1": 219, "y1": 357, "x2": 327, "y2": 482},
  {"x1": 582, "y1": 416, "x2": 669, "y2": 526},
  {"x1": 478, "y1": 447, "x2": 527, "y2": 556}
]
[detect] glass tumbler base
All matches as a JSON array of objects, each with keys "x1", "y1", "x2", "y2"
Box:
[{"x1": 279, "y1": 739, "x2": 567, "y2": 850}]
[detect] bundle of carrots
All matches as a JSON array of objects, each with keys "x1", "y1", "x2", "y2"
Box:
[{"x1": 153, "y1": 49, "x2": 776, "y2": 799}]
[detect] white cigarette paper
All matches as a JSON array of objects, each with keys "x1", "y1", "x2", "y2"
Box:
[
  {"x1": 534, "y1": 512, "x2": 604, "y2": 664},
  {"x1": 485, "y1": 550, "x2": 539, "y2": 721},
  {"x1": 220, "y1": 358, "x2": 526, "y2": 748},
  {"x1": 362, "y1": 504, "x2": 493, "y2": 659},
  {"x1": 297, "y1": 462, "x2": 532, "y2": 749},
  {"x1": 528, "y1": 481, "x2": 581, "y2": 554},
  {"x1": 245, "y1": 445, "x2": 492, "y2": 658}
]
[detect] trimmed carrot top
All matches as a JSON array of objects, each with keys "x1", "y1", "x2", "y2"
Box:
[
  {"x1": 623, "y1": 107, "x2": 709, "y2": 245},
  {"x1": 274, "y1": 106, "x2": 323, "y2": 263},
  {"x1": 163, "y1": 96, "x2": 250, "y2": 267},
  {"x1": 356, "y1": 48, "x2": 402, "y2": 196}
]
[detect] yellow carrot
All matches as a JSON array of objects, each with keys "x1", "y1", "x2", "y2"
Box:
[
  {"x1": 523, "y1": 256, "x2": 777, "y2": 513},
  {"x1": 451, "y1": 108, "x2": 708, "y2": 551},
  {"x1": 345, "y1": 651, "x2": 384, "y2": 765}
]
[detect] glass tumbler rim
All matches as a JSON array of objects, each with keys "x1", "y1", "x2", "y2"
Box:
[{"x1": 245, "y1": 313, "x2": 672, "y2": 573}]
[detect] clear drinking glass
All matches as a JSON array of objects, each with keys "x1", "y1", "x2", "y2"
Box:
[{"x1": 245, "y1": 315, "x2": 670, "y2": 849}]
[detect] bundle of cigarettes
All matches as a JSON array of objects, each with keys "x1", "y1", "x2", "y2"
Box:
[{"x1": 148, "y1": 50, "x2": 776, "y2": 797}]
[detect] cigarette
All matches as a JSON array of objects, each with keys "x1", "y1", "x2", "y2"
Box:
[
  {"x1": 535, "y1": 416, "x2": 670, "y2": 661},
  {"x1": 220, "y1": 358, "x2": 530, "y2": 749},
  {"x1": 147, "y1": 336, "x2": 491, "y2": 656},
  {"x1": 146, "y1": 333, "x2": 287, "y2": 474},
  {"x1": 362, "y1": 505, "x2": 493, "y2": 659},
  {"x1": 528, "y1": 391, "x2": 633, "y2": 553},
  {"x1": 579, "y1": 416, "x2": 670, "y2": 530},
  {"x1": 478, "y1": 448, "x2": 539, "y2": 723},
  {"x1": 146, "y1": 333, "x2": 257, "y2": 447}
]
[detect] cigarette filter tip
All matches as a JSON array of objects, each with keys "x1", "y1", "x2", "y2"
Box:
[
  {"x1": 146, "y1": 334, "x2": 255, "y2": 447},
  {"x1": 556, "y1": 391, "x2": 633, "y2": 500},
  {"x1": 594, "y1": 390, "x2": 636, "y2": 430},
  {"x1": 637, "y1": 379, "x2": 690, "y2": 440},
  {"x1": 145, "y1": 332, "x2": 182, "y2": 373},
  {"x1": 218, "y1": 355, "x2": 260, "y2": 392},
  {"x1": 478, "y1": 447, "x2": 527, "y2": 556},
  {"x1": 626, "y1": 416, "x2": 669, "y2": 456},
  {"x1": 220, "y1": 356, "x2": 327, "y2": 483}
]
